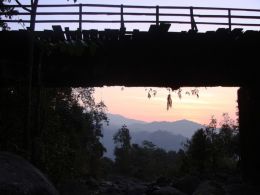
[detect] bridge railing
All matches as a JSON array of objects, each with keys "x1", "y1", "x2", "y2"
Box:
[{"x1": 2, "y1": 3, "x2": 260, "y2": 31}]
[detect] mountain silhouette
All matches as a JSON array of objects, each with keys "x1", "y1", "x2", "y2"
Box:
[
  {"x1": 101, "y1": 113, "x2": 204, "y2": 159},
  {"x1": 106, "y1": 113, "x2": 147, "y2": 126}
]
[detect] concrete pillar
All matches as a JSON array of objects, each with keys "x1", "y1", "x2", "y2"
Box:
[{"x1": 238, "y1": 87, "x2": 260, "y2": 184}]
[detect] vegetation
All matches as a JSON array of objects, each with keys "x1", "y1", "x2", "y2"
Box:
[
  {"x1": 0, "y1": 0, "x2": 18, "y2": 30},
  {"x1": 0, "y1": 85, "x2": 240, "y2": 185},
  {"x1": 0, "y1": 0, "x2": 78, "y2": 30},
  {"x1": 109, "y1": 114, "x2": 240, "y2": 181},
  {"x1": 0, "y1": 87, "x2": 108, "y2": 184},
  {"x1": 113, "y1": 125, "x2": 132, "y2": 175},
  {"x1": 0, "y1": 85, "x2": 242, "y2": 195},
  {"x1": 184, "y1": 115, "x2": 240, "y2": 177}
]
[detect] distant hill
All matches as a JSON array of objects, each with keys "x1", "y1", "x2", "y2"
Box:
[
  {"x1": 132, "y1": 130, "x2": 187, "y2": 151},
  {"x1": 106, "y1": 113, "x2": 147, "y2": 126},
  {"x1": 128, "y1": 119, "x2": 204, "y2": 138},
  {"x1": 101, "y1": 113, "x2": 204, "y2": 159}
]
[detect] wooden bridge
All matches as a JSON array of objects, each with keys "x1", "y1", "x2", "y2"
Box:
[
  {"x1": 1, "y1": 3, "x2": 260, "y2": 87},
  {"x1": 2, "y1": 27, "x2": 260, "y2": 87},
  {"x1": 1, "y1": 3, "x2": 260, "y2": 184}
]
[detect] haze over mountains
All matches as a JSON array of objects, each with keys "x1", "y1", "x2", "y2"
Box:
[{"x1": 101, "y1": 113, "x2": 204, "y2": 159}]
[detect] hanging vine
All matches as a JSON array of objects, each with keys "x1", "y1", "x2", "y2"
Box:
[{"x1": 145, "y1": 87, "x2": 200, "y2": 110}]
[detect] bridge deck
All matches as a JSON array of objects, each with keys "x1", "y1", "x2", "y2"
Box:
[{"x1": 1, "y1": 27, "x2": 259, "y2": 87}]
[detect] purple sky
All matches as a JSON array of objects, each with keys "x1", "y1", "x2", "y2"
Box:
[{"x1": 10, "y1": 0, "x2": 260, "y2": 31}]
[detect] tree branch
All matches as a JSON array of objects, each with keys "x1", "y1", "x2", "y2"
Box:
[{"x1": 15, "y1": 0, "x2": 32, "y2": 13}]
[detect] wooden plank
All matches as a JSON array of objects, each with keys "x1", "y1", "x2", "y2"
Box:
[
  {"x1": 89, "y1": 29, "x2": 98, "y2": 40},
  {"x1": 52, "y1": 25, "x2": 65, "y2": 41},
  {"x1": 105, "y1": 29, "x2": 120, "y2": 40},
  {"x1": 64, "y1": 27, "x2": 71, "y2": 41},
  {"x1": 148, "y1": 24, "x2": 158, "y2": 33},
  {"x1": 148, "y1": 23, "x2": 171, "y2": 33},
  {"x1": 40, "y1": 30, "x2": 54, "y2": 42},
  {"x1": 76, "y1": 28, "x2": 82, "y2": 40},
  {"x1": 159, "y1": 23, "x2": 171, "y2": 33},
  {"x1": 82, "y1": 30, "x2": 90, "y2": 41}
]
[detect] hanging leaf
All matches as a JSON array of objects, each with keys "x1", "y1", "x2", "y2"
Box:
[
  {"x1": 191, "y1": 88, "x2": 199, "y2": 98},
  {"x1": 153, "y1": 90, "x2": 157, "y2": 97},
  {"x1": 167, "y1": 94, "x2": 172, "y2": 110},
  {"x1": 177, "y1": 89, "x2": 182, "y2": 99},
  {"x1": 148, "y1": 92, "x2": 151, "y2": 99}
]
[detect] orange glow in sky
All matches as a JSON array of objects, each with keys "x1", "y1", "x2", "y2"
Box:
[{"x1": 94, "y1": 87, "x2": 238, "y2": 126}]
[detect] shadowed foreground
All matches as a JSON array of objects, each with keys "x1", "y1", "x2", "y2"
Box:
[{"x1": 0, "y1": 152, "x2": 59, "y2": 195}]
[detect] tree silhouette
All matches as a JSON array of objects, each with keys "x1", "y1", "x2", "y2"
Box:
[
  {"x1": 185, "y1": 114, "x2": 240, "y2": 176},
  {"x1": 0, "y1": 0, "x2": 78, "y2": 30},
  {"x1": 113, "y1": 125, "x2": 132, "y2": 175},
  {"x1": 0, "y1": 87, "x2": 108, "y2": 184},
  {"x1": 0, "y1": 0, "x2": 18, "y2": 30}
]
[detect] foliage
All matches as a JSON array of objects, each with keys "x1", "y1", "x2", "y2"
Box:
[
  {"x1": 184, "y1": 114, "x2": 240, "y2": 176},
  {"x1": 108, "y1": 114, "x2": 240, "y2": 181},
  {"x1": 0, "y1": 0, "x2": 18, "y2": 30},
  {"x1": 185, "y1": 128, "x2": 209, "y2": 175},
  {"x1": 113, "y1": 125, "x2": 132, "y2": 175},
  {"x1": 167, "y1": 94, "x2": 172, "y2": 110},
  {"x1": 112, "y1": 126, "x2": 186, "y2": 180},
  {"x1": 145, "y1": 87, "x2": 200, "y2": 111},
  {"x1": 38, "y1": 88, "x2": 107, "y2": 183},
  {"x1": 0, "y1": 0, "x2": 78, "y2": 30},
  {"x1": 129, "y1": 141, "x2": 184, "y2": 180},
  {"x1": 0, "y1": 87, "x2": 240, "y2": 184},
  {"x1": 0, "y1": 87, "x2": 108, "y2": 184}
]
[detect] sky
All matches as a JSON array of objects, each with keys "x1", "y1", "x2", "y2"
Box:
[
  {"x1": 8, "y1": 1, "x2": 255, "y2": 124},
  {"x1": 9, "y1": 0, "x2": 260, "y2": 31},
  {"x1": 16, "y1": 0, "x2": 260, "y2": 8},
  {"x1": 94, "y1": 87, "x2": 239, "y2": 126}
]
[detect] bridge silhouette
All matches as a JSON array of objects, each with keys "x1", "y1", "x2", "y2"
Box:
[
  {"x1": 1, "y1": 3, "x2": 260, "y2": 87},
  {"x1": 1, "y1": 3, "x2": 260, "y2": 185}
]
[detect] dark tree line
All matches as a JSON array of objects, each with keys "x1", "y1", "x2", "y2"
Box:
[
  {"x1": 0, "y1": 85, "x2": 240, "y2": 185},
  {"x1": 184, "y1": 114, "x2": 240, "y2": 177},
  {"x1": 110, "y1": 114, "x2": 240, "y2": 181},
  {"x1": 0, "y1": 87, "x2": 108, "y2": 184}
]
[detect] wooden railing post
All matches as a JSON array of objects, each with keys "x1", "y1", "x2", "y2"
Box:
[
  {"x1": 156, "y1": 5, "x2": 159, "y2": 26},
  {"x1": 79, "y1": 3, "x2": 82, "y2": 31},
  {"x1": 190, "y1": 6, "x2": 198, "y2": 31},
  {"x1": 228, "y1": 9, "x2": 232, "y2": 31},
  {"x1": 4, "y1": 3, "x2": 260, "y2": 32},
  {"x1": 29, "y1": 0, "x2": 38, "y2": 31},
  {"x1": 120, "y1": 4, "x2": 125, "y2": 31}
]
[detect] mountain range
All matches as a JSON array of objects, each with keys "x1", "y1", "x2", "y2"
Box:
[{"x1": 101, "y1": 113, "x2": 204, "y2": 159}]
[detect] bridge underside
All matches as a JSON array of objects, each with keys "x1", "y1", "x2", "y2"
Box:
[
  {"x1": 1, "y1": 28, "x2": 260, "y2": 88},
  {"x1": 1, "y1": 29, "x2": 260, "y2": 184}
]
